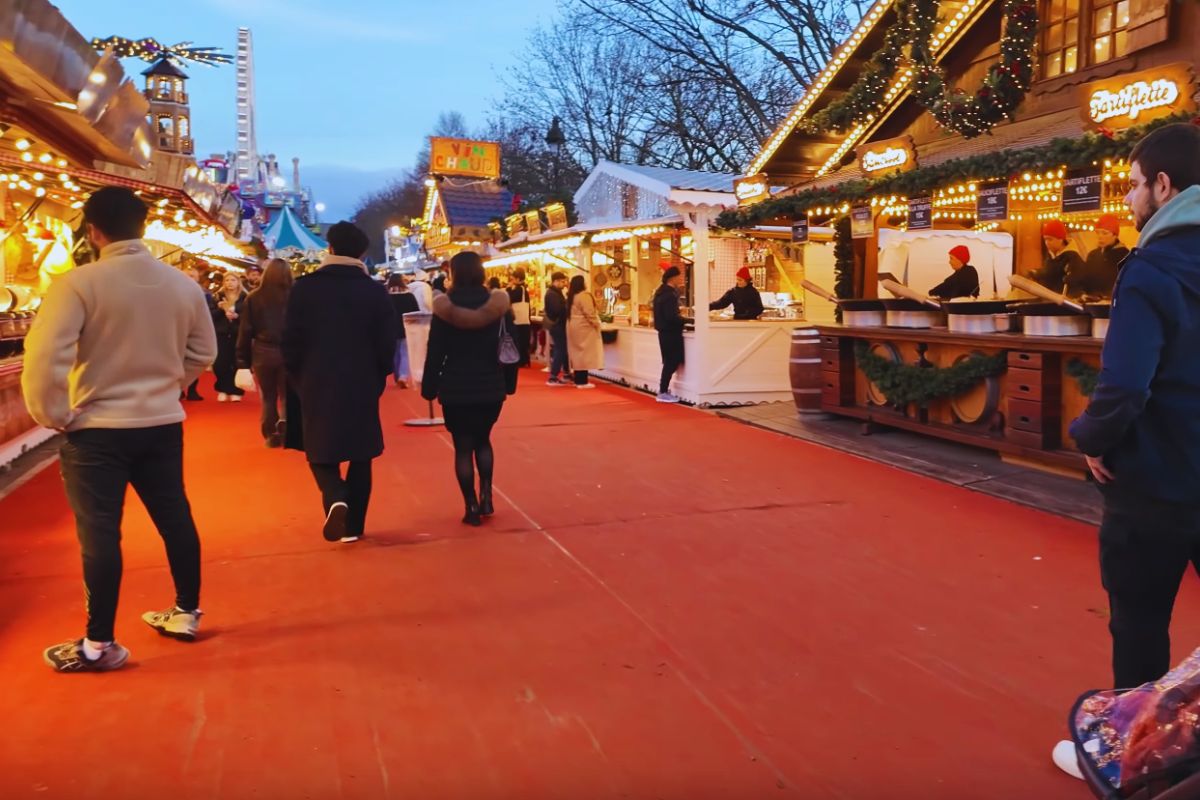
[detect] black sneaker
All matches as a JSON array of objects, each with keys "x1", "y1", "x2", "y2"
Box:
[
  {"x1": 43, "y1": 639, "x2": 130, "y2": 673},
  {"x1": 323, "y1": 501, "x2": 349, "y2": 542}
]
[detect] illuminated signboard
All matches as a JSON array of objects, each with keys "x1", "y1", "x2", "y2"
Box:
[
  {"x1": 1082, "y1": 63, "x2": 1195, "y2": 129},
  {"x1": 545, "y1": 203, "x2": 570, "y2": 231},
  {"x1": 734, "y1": 174, "x2": 770, "y2": 206},
  {"x1": 855, "y1": 136, "x2": 917, "y2": 175},
  {"x1": 504, "y1": 213, "x2": 525, "y2": 239},
  {"x1": 429, "y1": 137, "x2": 501, "y2": 179}
]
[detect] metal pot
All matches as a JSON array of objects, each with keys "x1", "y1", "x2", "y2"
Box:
[
  {"x1": 843, "y1": 309, "x2": 886, "y2": 327},
  {"x1": 882, "y1": 298, "x2": 946, "y2": 329},
  {"x1": 948, "y1": 313, "x2": 1004, "y2": 333},
  {"x1": 1015, "y1": 302, "x2": 1091, "y2": 336},
  {"x1": 1085, "y1": 302, "x2": 1111, "y2": 339}
]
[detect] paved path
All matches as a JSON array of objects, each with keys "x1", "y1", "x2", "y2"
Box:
[{"x1": 2, "y1": 370, "x2": 1195, "y2": 799}]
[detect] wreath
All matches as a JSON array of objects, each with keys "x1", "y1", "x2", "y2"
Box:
[
  {"x1": 798, "y1": 0, "x2": 1038, "y2": 140},
  {"x1": 855, "y1": 342, "x2": 1008, "y2": 407},
  {"x1": 910, "y1": 0, "x2": 1039, "y2": 138}
]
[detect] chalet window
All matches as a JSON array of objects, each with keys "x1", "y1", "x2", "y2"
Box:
[
  {"x1": 1040, "y1": 0, "x2": 1131, "y2": 78},
  {"x1": 1041, "y1": 0, "x2": 1080, "y2": 78},
  {"x1": 1091, "y1": 0, "x2": 1131, "y2": 63},
  {"x1": 178, "y1": 116, "x2": 190, "y2": 137}
]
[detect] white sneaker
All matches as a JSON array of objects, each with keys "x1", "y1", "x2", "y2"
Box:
[
  {"x1": 339, "y1": 535, "x2": 361, "y2": 543},
  {"x1": 1052, "y1": 740, "x2": 1083, "y2": 780},
  {"x1": 541, "y1": 366, "x2": 550, "y2": 373},
  {"x1": 575, "y1": 383, "x2": 596, "y2": 390},
  {"x1": 230, "y1": 395, "x2": 243, "y2": 403},
  {"x1": 217, "y1": 393, "x2": 229, "y2": 402},
  {"x1": 142, "y1": 607, "x2": 203, "y2": 642},
  {"x1": 656, "y1": 392, "x2": 681, "y2": 404}
]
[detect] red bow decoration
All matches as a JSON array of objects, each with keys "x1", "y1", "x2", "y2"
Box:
[{"x1": 1098, "y1": 126, "x2": 1115, "y2": 140}]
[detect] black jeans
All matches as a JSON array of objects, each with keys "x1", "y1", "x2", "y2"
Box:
[
  {"x1": 251, "y1": 343, "x2": 286, "y2": 441},
  {"x1": 548, "y1": 327, "x2": 568, "y2": 378},
  {"x1": 1099, "y1": 501, "x2": 1200, "y2": 688},
  {"x1": 514, "y1": 324, "x2": 531, "y2": 367},
  {"x1": 309, "y1": 461, "x2": 373, "y2": 536},
  {"x1": 59, "y1": 424, "x2": 202, "y2": 642},
  {"x1": 658, "y1": 331, "x2": 684, "y2": 395},
  {"x1": 213, "y1": 334, "x2": 244, "y2": 396}
]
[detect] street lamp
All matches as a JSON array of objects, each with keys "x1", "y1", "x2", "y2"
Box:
[
  {"x1": 545, "y1": 117, "x2": 566, "y2": 198},
  {"x1": 314, "y1": 201, "x2": 326, "y2": 223}
]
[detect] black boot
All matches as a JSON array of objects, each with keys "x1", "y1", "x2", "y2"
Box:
[
  {"x1": 479, "y1": 480, "x2": 494, "y2": 517},
  {"x1": 462, "y1": 492, "x2": 482, "y2": 527}
]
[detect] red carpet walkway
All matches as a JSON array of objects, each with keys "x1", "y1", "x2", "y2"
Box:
[{"x1": 2, "y1": 370, "x2": 1198, "y2": 799}]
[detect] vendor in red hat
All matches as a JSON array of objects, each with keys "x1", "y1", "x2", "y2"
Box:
[
  {"x1": 1028, "y1": 218, "x2": 1087, "y2": 297},
  {"x1": 928, "y1": 244, "x2": 981, "y2": 300},
  {"x1": 709, "y1": 265, "x2": 765, "y2": 319},
  {"x1": 1077, "y1": 214, "x2": 1130, "y2": 298}
]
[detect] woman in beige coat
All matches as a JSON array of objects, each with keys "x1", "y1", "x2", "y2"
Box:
[{"x1": 566, "y1": 275, "x2": 603, "y2": 389}]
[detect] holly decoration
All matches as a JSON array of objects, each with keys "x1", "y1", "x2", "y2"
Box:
[
  {"x1": 855, "y1": 342, "x2": 1008, "y2": 408},
  {"x1": 796, "y1": 0, "x2": 1038, "y2": 140},
  {"x1": 910, "y1": 0, "x2": 1039, "y2": 138}
]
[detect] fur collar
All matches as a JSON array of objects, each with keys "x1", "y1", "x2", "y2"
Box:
[{"x1": 432, "y1": 289, "x2": 510, "y2": 330}]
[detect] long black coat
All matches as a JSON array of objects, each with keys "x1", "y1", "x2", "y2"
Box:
[{"x1": 282, "y1": 262, "x2": 397, "y2": 464}]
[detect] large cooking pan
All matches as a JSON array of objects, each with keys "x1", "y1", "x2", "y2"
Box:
[
  {"x1": 801, "y1": 280, "x2": 885, "y2": 327},
  {"x1": 879, "y1": 279, "x2": 946, "y2": 329},
  {"x1": 1009, "y1": 275, "x2": 1090, "y2": 336},
  {"x1": 938, "y1": 299, "x2": 1016, "y2": 334}
]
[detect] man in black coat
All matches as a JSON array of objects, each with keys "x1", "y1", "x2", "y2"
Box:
[
  {"x1": 653, "y1": 266, "x2": 686, "y2": 403},
  {"x1": 543, "y1": 271, "x2": 569, "y2": 385},
  {"x1": 282, "y1": 222, "x2": 397, "y2": 543},
  {"x1": 506, "y1": 268, "x2": 532, "y2": 367}
]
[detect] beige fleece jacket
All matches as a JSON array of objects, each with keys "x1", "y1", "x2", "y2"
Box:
[{"x1": 21, "y1": 240, "x2": 218, "y2": 431}]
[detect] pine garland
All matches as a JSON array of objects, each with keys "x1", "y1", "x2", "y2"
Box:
[
  {"x1": 910, "y1": 0, "x2": 1038, "y2": 138},
  {"x1": 855, "y1": 342, "x2": 1008, "y2": 407},
  {"x1": 716, "y1": 111, "x2": 1194, "y2": 230},
  {"x1": 1066, "y1": 357, "x2": 1099, "y2": 396},
  {"x1": 833, "y1": 216, "x2": 854, "y2": 322}
]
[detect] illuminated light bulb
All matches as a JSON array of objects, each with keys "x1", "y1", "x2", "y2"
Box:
[
  {"x1": 34, "y1": 187, "x2": 46, "y2": 197},
  {"x1": 32, "y1": 172, "x2": 44, "y2": 181},
  {"x1": 15, "y1": 138, "x2": 31, "y2": 151},
  {"x1": 39, "y1": 153, "x2": 51, "y2": 163},
  {"x1": 58, "y1": 173, "x2": 70, "y2": 182},
  {"x1": 21, "y1": 152, "x2": 33, "y2": 162}
]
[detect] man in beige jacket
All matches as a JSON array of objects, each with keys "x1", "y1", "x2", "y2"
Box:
[{"x1": 22, "y1": 187, "x2": 217, "y2": 672}]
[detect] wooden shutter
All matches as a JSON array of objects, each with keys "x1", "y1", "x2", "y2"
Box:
[{"x1": 1125, "y1": 0, "x2": 1172, "y2": 54}]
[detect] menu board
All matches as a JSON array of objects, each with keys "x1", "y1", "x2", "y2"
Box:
[
  {"x1": 907, "y1": 197, "x2": 933, "y2": 231},
  {"x1": 1062, "y1": 168, "x2": 1103, "y2": 214},
  {"x1": 791, "y1": 218, "x2": 809, "y2": 244},
  {"x1": 850, "y1": 205, "x2": 874, "y2": 239},
  {"x1": 976, "y1": 182, "x2": 1009, "y2": 222}
]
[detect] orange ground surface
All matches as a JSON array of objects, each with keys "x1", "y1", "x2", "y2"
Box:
[{"x1": 3, "y1": 370, "x2": 1197, "y2": 799}]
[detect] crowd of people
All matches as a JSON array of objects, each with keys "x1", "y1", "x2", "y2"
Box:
[
  {"x1": 18, "y1": 190, "x2": 524, "y2": 672},
  {"x1": 16, "y1": 121, "x2": 1200, "y2": 797}
]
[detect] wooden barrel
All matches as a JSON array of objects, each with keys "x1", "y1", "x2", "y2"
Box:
[
  {"x1": 789, "y1": 326, "x2": 823, "y2": 414},
  {"x1": 949, "y1": 350, "x2": 1001, "y2": 426},
  {"x1": 865, "y1": 342, "x2": 901, "y2": 407}
]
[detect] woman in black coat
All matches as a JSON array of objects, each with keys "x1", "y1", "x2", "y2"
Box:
[
  {"x1": 237, "y1": 258, "x2": 293, "y2": 446},
  {"x1": 423, "y1": 251, "x2": 515, "y2": 526},
  {"x1": 212, "y1": 272, "x2": 248, "y2": 401},
  {"x1": 282, "y1": 222, "x2": 397, "y2": 542}
]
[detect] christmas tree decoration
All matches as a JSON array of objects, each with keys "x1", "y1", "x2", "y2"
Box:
[{"x1": 90, "y1": 36, "x2": 233, "y2": 67}]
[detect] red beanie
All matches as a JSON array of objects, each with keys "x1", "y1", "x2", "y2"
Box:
[
  {"x1": 1095, "y1": 214, "x2": 1121, "y2": 236},
  {"x1": 1042, "y1": 219, "x2": 1068, "y2": 240},
  {"x1": 948, "y1": 245, "x2": 970, "y2": 265},
  {"x1": 736, "y1": 266, "x2": 752, "y2": 281}
]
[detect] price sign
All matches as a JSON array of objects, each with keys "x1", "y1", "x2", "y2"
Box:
[
  {"x1": 791, "y1": 217, "x2": 809, "y2": 243},
  {"x1": 1061, "y1": 168, "x2": 1103, "y2": 214},
  {"x1": 976, "y1": 182, "x2": 1009, "y2": 222},
  {"x1": 851, "y1": 205, "x2": 874, "y2": 239},
  {"x1": 908, "y1": 197, "x2": 933, "y2": 231}
]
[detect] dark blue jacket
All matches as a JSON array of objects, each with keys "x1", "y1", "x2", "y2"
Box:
[{"x1": 1069, "y1": 186, "x2": 1200, "y2": 507}]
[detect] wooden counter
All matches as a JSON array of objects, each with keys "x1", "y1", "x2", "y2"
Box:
[{"x1": 814, "y1": 324, "x2": 1104, "y2": 473}]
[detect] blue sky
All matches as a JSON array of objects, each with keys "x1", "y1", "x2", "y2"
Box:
[{"x1": 52, "y1": 0, "x2": 560, "y2": 218}]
